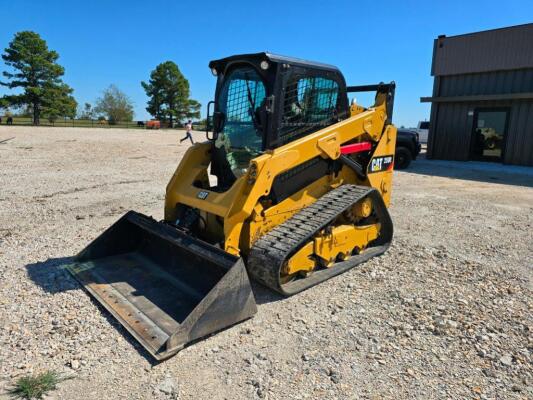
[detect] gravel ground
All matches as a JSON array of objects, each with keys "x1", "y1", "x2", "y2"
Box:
[{"x1": 0, "y1": 126, "x2": 531, "y2": 400}]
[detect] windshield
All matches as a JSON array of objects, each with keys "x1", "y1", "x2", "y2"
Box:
[{"x1": 217, "y1": 66, "x2": 266, "y2": 153}]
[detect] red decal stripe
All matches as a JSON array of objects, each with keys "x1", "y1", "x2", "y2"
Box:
[{"x1": 340, "y1": 141, "x2": 372, "y2": 155}]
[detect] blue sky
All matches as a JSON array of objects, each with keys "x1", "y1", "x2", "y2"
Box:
[{"x1": 0, "y1": 0, "x2": 531, "y2": 127}]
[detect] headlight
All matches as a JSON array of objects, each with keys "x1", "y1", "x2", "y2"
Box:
[
  {"x1": 211, "y1": 68, "x2": 218, "y2": 76},
  {"x1": 260, "y1": 61, "x2": 269, "y2": 70}
]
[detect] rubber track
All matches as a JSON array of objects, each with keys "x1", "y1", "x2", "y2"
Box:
[{"x1": 247, "y1": 184, "x2": 393, "y2": 295}]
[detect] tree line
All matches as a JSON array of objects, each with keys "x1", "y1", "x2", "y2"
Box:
[{"x1": 0, "y1": 31, "x2": 200, "y2": 125}]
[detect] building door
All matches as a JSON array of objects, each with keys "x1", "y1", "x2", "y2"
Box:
[{"x1": 470, "y1": 109, "x2": 509, "y2": 161}]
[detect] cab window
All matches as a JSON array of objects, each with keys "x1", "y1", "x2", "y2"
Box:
[
  {"x1": 280, "y1": 76, "x2": 339, "y2": 144},
  {"x1": 218, "y1": 67, "x2": 266, "y2": 152}
]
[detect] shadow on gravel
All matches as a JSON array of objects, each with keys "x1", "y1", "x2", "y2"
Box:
[
  {"x1": 250, "y1": 281, "x2": 285, "y2": 305},
  {"x1": 26, "y1": 256, "x2": 287, "y2": 305},
  {"x1": 25, "y1": 257, "x2": 78, "y2": 293},
  {"x1": 406, "y1": 157, "x2": 533, "y2": 188},
  {"x1": 25, "y1": 256, "x2": 285, "y2": 364},
  {"x1": 27, "y1": 256, "x2": 286, "y2": 297},
  {"x1": 25, "y1": 257, "x2": 159, "y2": 365}
]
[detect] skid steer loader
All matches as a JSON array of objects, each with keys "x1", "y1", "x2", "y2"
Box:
[{"x1": 66, "y1": 52, "x2": 396, "y2": 360}]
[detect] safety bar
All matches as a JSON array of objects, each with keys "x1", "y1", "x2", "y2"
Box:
[{"x1": 346, "y1": 82, "x2": 396, "y2": 124}]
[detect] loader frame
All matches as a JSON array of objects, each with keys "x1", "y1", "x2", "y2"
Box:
[
  {"x1": 66, "y1": 52, "x2": 397, "y2": 360},
  {"x1": 165, "y1": 89, "x2": 396, "y2": 257}
]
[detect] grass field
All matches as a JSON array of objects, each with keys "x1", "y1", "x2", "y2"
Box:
[
  {"x1": 3, "y1": 116, "x2": 144, "y2": 129},
  {"x1": 2, "y1": 116, "x2": 207, "y2": 131}
]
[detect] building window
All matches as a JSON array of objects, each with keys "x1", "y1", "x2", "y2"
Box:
[{"x1": 471, "y1": 109, "x2": 509, "y2": 161}]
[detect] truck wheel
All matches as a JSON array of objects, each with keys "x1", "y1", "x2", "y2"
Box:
[
  {"x1": 485, "y1": 138, "x2": 496, "y2": 149},
  {"x1": 395, "y1": 147, "x2": 412, "y2": 170}
]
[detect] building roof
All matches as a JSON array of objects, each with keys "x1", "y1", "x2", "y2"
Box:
[{"x1": 431, "y1": 23, "x2": 533, "y2": 76}]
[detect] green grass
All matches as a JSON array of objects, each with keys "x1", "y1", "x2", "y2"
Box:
[
  {"x1": 2, "y1": 116, "x2": 204, "y2": 130},
  {"x1": 5, "y1": 116, "x2": 143, "y2": 129},
  {"x1": 7, "y1": 371, "x2": 71, "y2": 399}
]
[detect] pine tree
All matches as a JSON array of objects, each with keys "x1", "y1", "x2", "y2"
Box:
[
  {"x1": 1, "y1": 31, "x2": 77, "y2": 125},
  {"x1": 142, "y1": 61, "x2": 200, "y2": 126}
]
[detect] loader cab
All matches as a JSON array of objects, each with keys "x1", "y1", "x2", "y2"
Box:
[{"x1": 208, "y1": 52, "x2": 349, "y2": 188}]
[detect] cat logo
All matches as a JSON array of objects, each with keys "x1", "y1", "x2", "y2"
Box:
[
  {"x1": 197, "y1": 190, "x2": 209, "y2": 200},
  {"x1": 368, "y1": 155, "x2": 394, "y2": 173}
]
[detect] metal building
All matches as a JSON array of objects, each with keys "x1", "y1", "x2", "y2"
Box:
[{"x1": 421, "y1": 23, "x2": 533, "y2": 166}]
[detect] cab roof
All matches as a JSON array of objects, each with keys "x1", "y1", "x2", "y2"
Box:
[{"x1": 208, "y1": 52, "x2": 342, "y2": 74}]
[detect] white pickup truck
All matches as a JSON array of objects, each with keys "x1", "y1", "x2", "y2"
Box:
[{"x1": 411, "y1": 121, "x2": 429, "y2": 143}]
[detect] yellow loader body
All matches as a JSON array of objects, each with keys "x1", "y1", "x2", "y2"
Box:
[{"x1": 66, "y1": 52, "x2": 397, "y2": 359}]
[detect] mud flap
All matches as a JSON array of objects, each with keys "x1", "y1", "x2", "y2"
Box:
[{"x1": 65, "y1": 211, "x2": 257, "y2": 360}]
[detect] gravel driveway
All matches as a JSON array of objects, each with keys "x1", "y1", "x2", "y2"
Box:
[{"x1": 0, "y1": 126, "x2": 531, "y2": 399}]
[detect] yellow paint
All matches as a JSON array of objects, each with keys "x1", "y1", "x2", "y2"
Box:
[
  {"x1": 285, "y1": 242, "x2": 315, "y2": 275},
  {"x1": 317, "y1": 132, "x2": 341, "y2": 159},
  {"x1": 354, "y1": 197, "x2": 373, "y2": 218},
  {"x1": 164, "y1": 100, "x2": 395, "y2": 263},
  {"x1": 284, "y1": 223, "x2": 380, "y2": 275}
]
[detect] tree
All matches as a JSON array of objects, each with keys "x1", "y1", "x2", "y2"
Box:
[
  {"x1": 79, "y1": 102, "x2": 94, "y2": 119},
  {"x1": 94, "y1": 85, "x2": 134, "y2": 124},
  {"x1": 0, "y1": 98, "x2": 7, "y2": 116},
  {"x1": 1, "y1": 31, "x2": 77, "y2": 125},
  {"x1": 41, "y1": 82, "x2": 77, "y2": 120},
  {"x1": 142, "y1": 61, "x2": 200, "y2": 126},
  {"x1": 186, "y1": 99, "x2": 201, "y2": 120}
]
